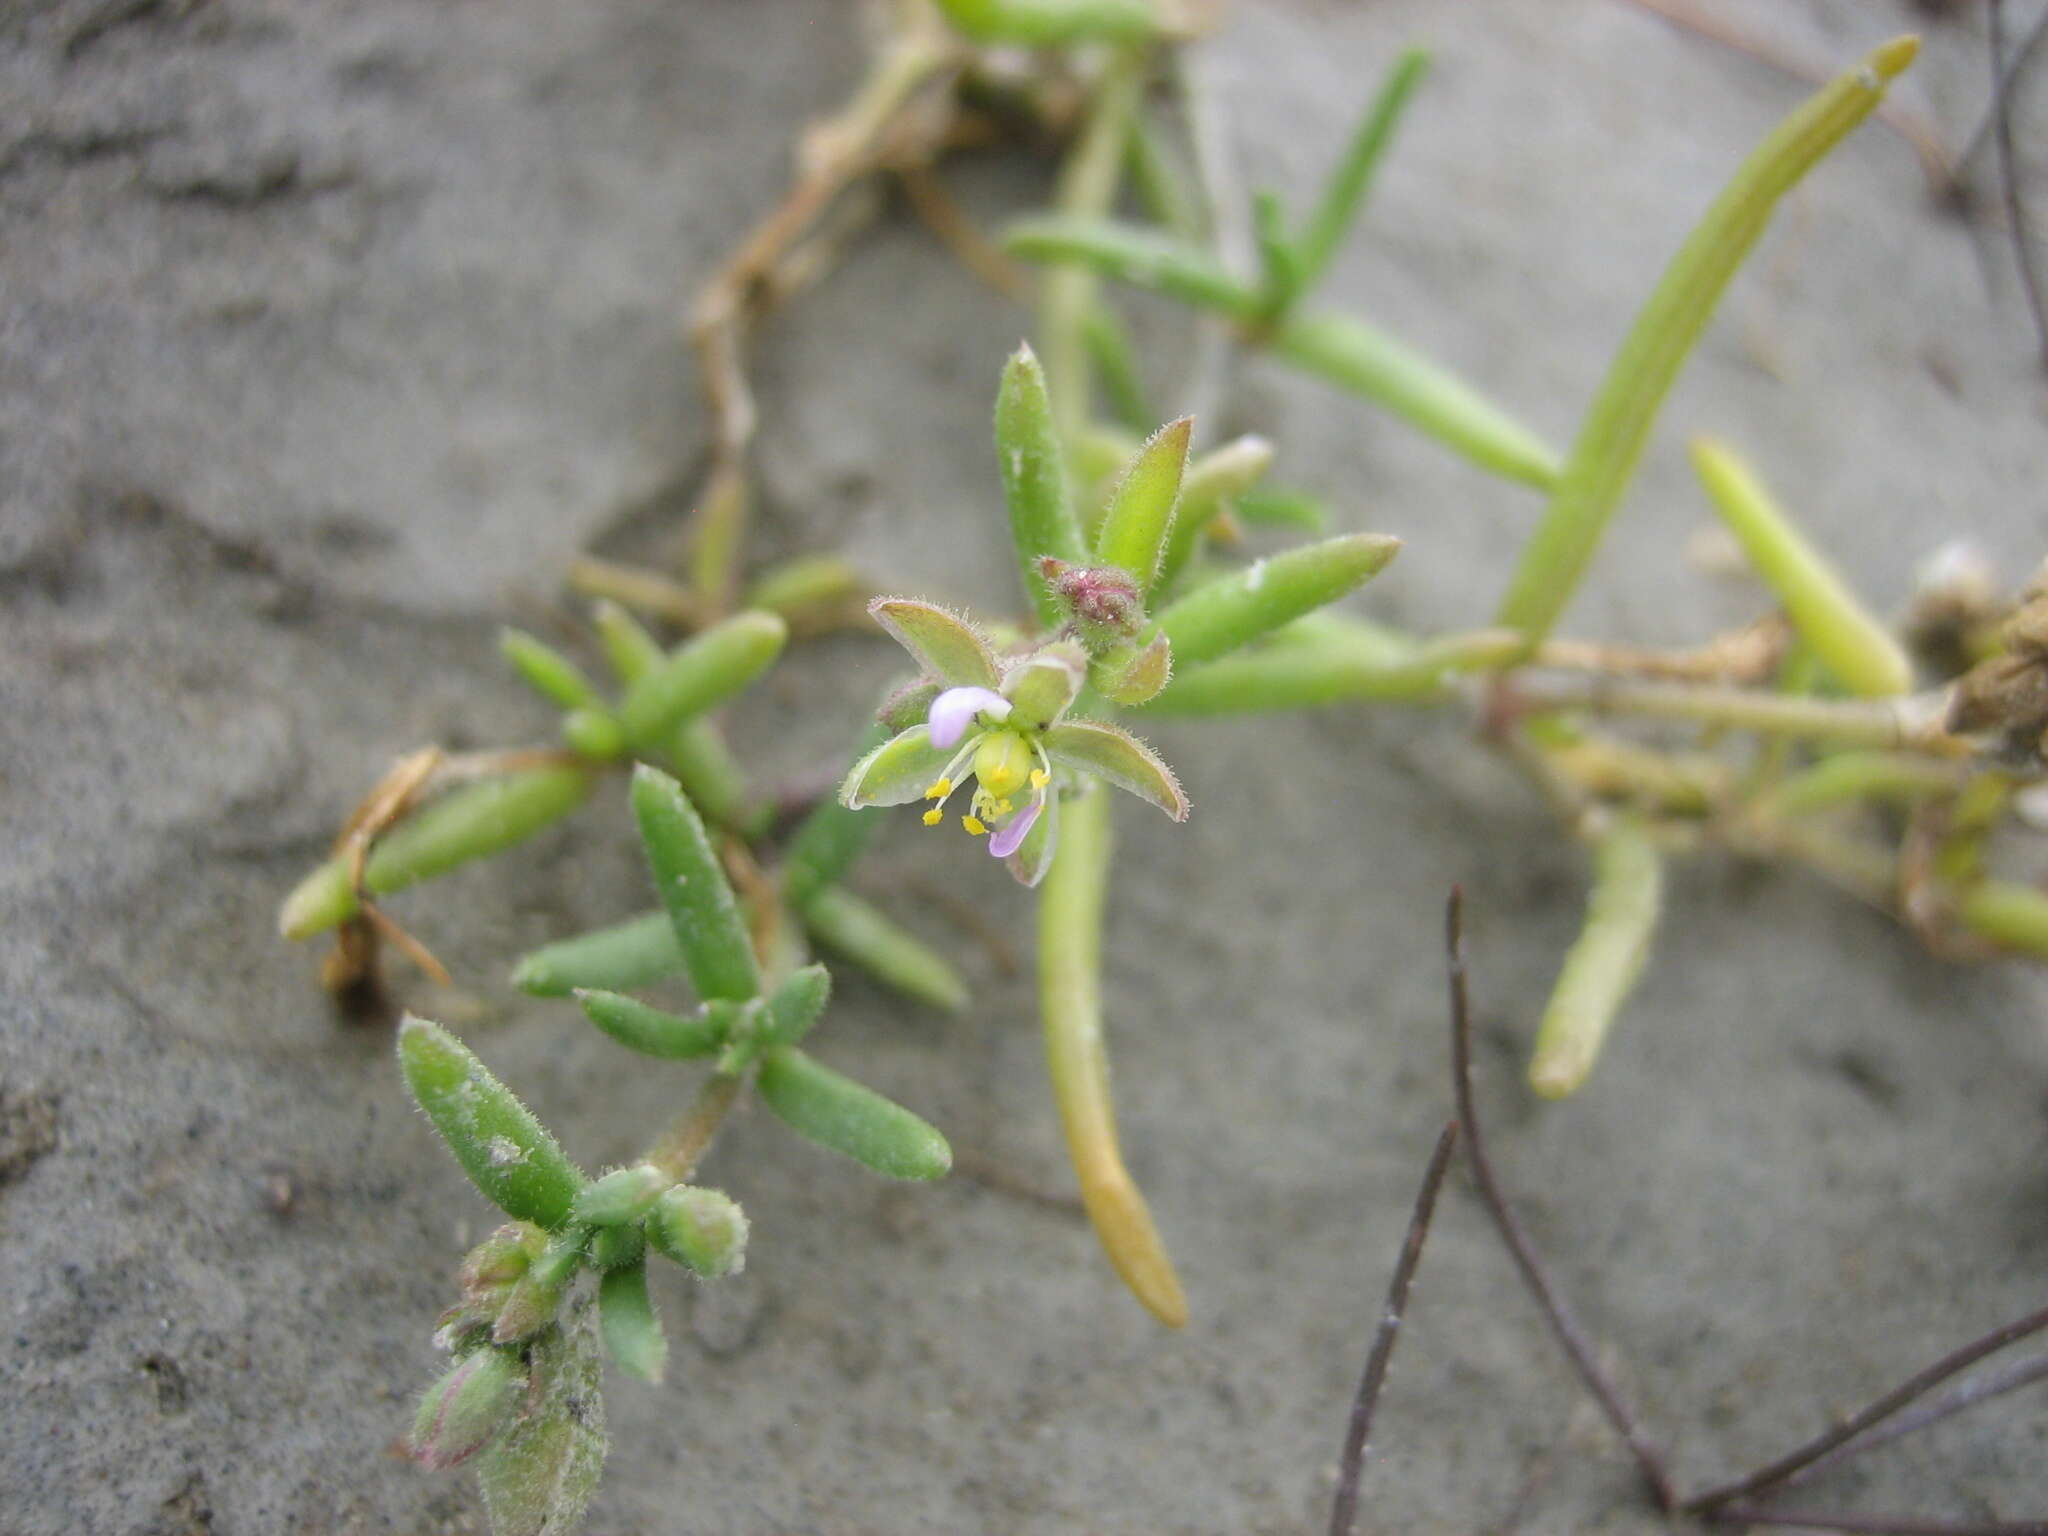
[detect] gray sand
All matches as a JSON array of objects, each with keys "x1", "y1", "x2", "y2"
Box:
[{"x1": 5, "y1": 1, "x2": 2046, "y2": 1531}]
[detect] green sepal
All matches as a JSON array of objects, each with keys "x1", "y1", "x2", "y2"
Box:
[
  {"x1": 996, "y1": 342, "x2": 1087, "y2": 627},
  {"x1": 839, "y1": 725, "x2": 960, "y2": 809},
  {"x1": 1091, "y1": 632, "x2": 1172, "y2": 706},
  {"x1": 617, "y1": 610, "x2": 788, "y2": 750},
  {"x1": 477, "y1": 1302, "x2": 607, "y2": 1536},
  {"x1": 1042, "y1": 720, "x2": 1188, "y2": 821},
  {"x1": 279, "y1": 768, "x2": 593, "y2": 939},
  {"x1": 500, "y1": 628, "x2": 606, "y2": 712},
  {"x1": 631, "y1": 765, "x2": 760, "y2": 1003},
  {"x1": 597, "y1": 1261, "x2": 668, "y2": 1385},
  {"x1": 1093, "y1": 417, "x2": 1191, "y2": 594},
  {"x1": 574, "y1": 989, "x2": 734, "y2": 1060},
  {"x1": 1153, "y1": 532, "x2": 1402, "y2": 666},
  {"x1": 512, "y1": 911, "x2": 683, "y2": 998},
  {"x1": 398, "y1": 1016, "x2": 586, "y2": 1230},
  {"x1": 571, "y1": 1164, "x2": 670, "y2": 1228},
  {"x1": 871, "y1": 597, "x2": 1000, "y2": 689},
  {"x1": 1001, "y1": 644, "x2": 1086, "y2": 731},
  {"x1": 799, "y1": 886, "x2": 970, "y2": 1015},
  {"x1": 764, "y1": 963, "x2": 832, "y2": 1049},
  {"x1": 932, "y1": 0, "x2": 1160, "y2": 45},
  {"x1": 755, "y1": 1046, "x2": 953, "y2": 1182},
  {"x1": 646, "y1": 1186, "x2": 750, "y2": 1279}
]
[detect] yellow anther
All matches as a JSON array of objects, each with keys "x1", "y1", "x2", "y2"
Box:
[
  {"x1": 1029, "y1": 768, "x2": 1049, "y2": 790},
  {"x1": 922, "y1": 807, "x2": 944, "y2": 826},
  {"x1": 925, "y1": 777, "x2": 952, "y2": 801},
  {"x1": 996, "y1": 798, "x2": 1013, "y2": 815},
  {"x1": 961, "y1": 815, "x2": 988, "y2": 837}
]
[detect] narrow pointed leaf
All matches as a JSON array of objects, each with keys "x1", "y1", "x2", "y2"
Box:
[
  {"x1": 783, "y1": 723, "x2": 887, "y2": 908},
  {"x1": 756, "y1": 1046, "x2": 952, "y2": 1181},
  {"x1": 1528, "y1": 815, "x2": 1663, "y2": 1099},
  {"x1": 932, "y1": 0, "x2": 1159, "y2": 45},
  {"x1": 799, "y1": 886, "x2": 969, "y2": 1014},
  {"x1": 1153, "y1": 532, "x2": 1402, "y2": 667},
  {"x1": 279, "y1": 768, "x2": 593, "y2": 940},
  {"x1": 996, "y1": 343, "x2": 1087, "y2": 627},
  {"x1": 1295, "y1": 49, "x2": 1430, "y2": 292},
  {"x1": 477, "y1": 1302, "x2": 606, "y2": 1536},
  {"x1": 1042, "y1": 720, "x2": 1188, "y2": 820},
  {"x1": 512, "y1": 911, "x2": 682, "y2": 997},
  {"x1": 1690, "y1": 437, "x2": 1912, "y2": 697},
  {"x1": 591, "y1": 597, "x2": 663, "y2": 684},
  {"x1": 764, "y1": 963, "x2": 831, "y2": 1049},
  {"x1": 618, "y1": 610, "x2": 787, "y2": 748},
  {"x1": 399, "y1": 1016, "x2": 586, "y2": 1230},
  {"x1": 1094, "y1": 417, "x2": 1191, "y2": 592},
  {"x1": 1006, "y1": 216, "x2": 1266, "y2": 323},
  {"x1": 1252, "y1": 189, "x2": 1303, "y2": 316},
  {"x1": 1082, "y1": 302, "x2": 1152, "y2": 432},
  {"x1": 870, "y1": 598, "x2": 1001, "y2": 688},
  {"x1": 631, "y1": 765, "x2": 759, "y2": 1003},
  {"x1": 573, "y1": 990, "x2": 730, "y2": 1060},
  {"x1": 500, "y1": 629, "x2": 605, "y2": 711},
  {"x1": 1271, "y1": 310, "x2": 1560, "y2": 489},
  {"x1": 1495, "y1": 36, "x2": 1919, "y2": 648},
  {"x1": 839, "y1": 725, "x2": 960, "y2": 809},
  {"x1": 597, "y1": 1261, "x2": 667, "y2": 1384}
]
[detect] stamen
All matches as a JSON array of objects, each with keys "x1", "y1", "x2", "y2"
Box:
[
  {"x1": 1030, "y1": 768, "x2": 1049, "y2": 790},
  {"x1": 925, "y1": 777, "x2": 953, "y2": 800},
  {"x1": 961, "y1": 815, "x2": 988, "y2": 836},
  {"x1": 996, "y1": 798, "x2": 1013, "y2": 814},
  {"x1": 922, "y1": 807, "x2": 944, "y2": 826}
]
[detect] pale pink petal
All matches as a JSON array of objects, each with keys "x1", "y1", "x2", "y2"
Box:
[
  {"x1": 986, "y1": 796, "x2": 1043, "y2": 859},
  {"x1": 927, "y1": 686, "x2": 1010, "y2": 749}
]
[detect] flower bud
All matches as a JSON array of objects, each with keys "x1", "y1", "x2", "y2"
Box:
[
  {"x1": 647, "y1": 1186, "x2": 749, "y2": 1279},
  {"x1": 458, "y1": 1223, "x2": 544, "y2": 1314},
  {"x1": 570, "y1": 1164, "x2": 669, "y2": 1227},
  {"x1": 1038, "y1": 558, "x2": 1146, "y2": 649},
  {"x1": 1093, "y1": 632, "x2": 1173, "y2": 706},
  {"x1": 408, "y1": 1346, "x2": 526, "y2": 1470}
]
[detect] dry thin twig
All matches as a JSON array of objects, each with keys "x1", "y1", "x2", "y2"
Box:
[
  {"x1": 1989, "y1": 0, "x2": 2048, "y2": 369},
  {"x1": 1327, "y1": 1120, "x2": 1459, "y2": 1536}
]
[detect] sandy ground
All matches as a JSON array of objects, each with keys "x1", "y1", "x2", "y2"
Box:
[{"x1": 5, "y1": 1, "x2": 2047, "y2": 1532}]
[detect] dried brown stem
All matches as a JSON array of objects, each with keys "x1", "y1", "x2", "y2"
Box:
[
  {"x1": 1444, "y1": 888, "x2": 1679, "y2": 1512},
  {"x1": 1327, "y1": 1120, "x2": 1459, "y2": 1536},
  {"x1": 1707, "y1": 1509, "x2": 2048, "y2": 1536},
  {"x1": 1989, "y1": 0, "x2": 2048, "y2": 369}
]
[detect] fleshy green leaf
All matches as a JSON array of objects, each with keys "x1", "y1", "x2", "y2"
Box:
[
  {"x1": 662, "y1": 718, "x2": 763, "y2": 837},
  {"x1": 573, "y1": 991, "x2": 733, "y2": 1064},
  {"x1": 996, "y1": 343, "x2": 1087, "y2": 627},
  {"x1": 1142, "y1": 622, "x2": 1520, "y2": 714},
  {"x1": 763, "y1": 964, "x2": 831, "y2": 1049},
  {"x1": 1294, "y1": 49, "x2": 1430, "y2": 294},
  {"x1": 617, "y1": 610, "x2": 787, "y2": 749},
  {"x1": 1041, "y1": 720, "x2": 1188, "y2": 821},
  {"x1": 630, "y1": 766, "x2": 760, "y2": 1003},
  {"x1": 1155, "y1": 435, "x2": 1276, "y2": 593},
  {"x1": 477, "y1": 1302, "x2": 606, "y2": 1536},
  {"x1": 1093, "y1": 417, "x2": 1191, "y2": 593},
  {"x1": 1005, "y1": 216, "x2": 1266, "y2": 323},
  {"x1": 1494, "y1": 36, "x2": 1919, "y2": 648},
  {"x1": 783, "y1": 723, "x2": 887, "y2": 907},
  {"x1": 756, "y1": 1046, "x2": 953, "y2": 1182},
  {"x1": 591, "y1": 598, "x2": 664, "y2": 684},
  {"x1": 1690, "y1": 437, "x2": 1912, "y2": 697},
  {"x1": 597, "y1": 1262, "x2": 668, "y2": 1385},
  {"x1": 870, "y1": 598, "x2": 1001, "y2": 689},
  {"x1": 512, "y1": 911, "x2": 683, "y2": 998},
  {"x1": 932, "y1": 0, "x2": 1159, "y2": 45},
  {"x1": 399, "y1": 1017, "x2": 587, "y2": 1230},
  {"x1": 646, "y1": 1185, "x2": 750, "y2": 1278},
  {"x1": 839, "y1": 726, "x2": 960, "y2": 809},
  {"x1": 1270, "y1": 310, "x2": 1560, "y2": 490},
  {"x1": 572, "y1": 1164, "x2": 669, "y2": 1227},
  {"x1": 1152, "y1": 533, "x2": 1402, "y2": 667},
  {"x1": 1528, "y1": 814, "x2": 1664, "y2": 1099},
  {"x1": 279, "y1": 768, "x2": 593, "y2": 940},
  {"x1": 799, "y1": 886, "x2": 970, "y2": 1014},
  {"x1": 500, "y1": 629, "x2": 606, "y2": 712}
]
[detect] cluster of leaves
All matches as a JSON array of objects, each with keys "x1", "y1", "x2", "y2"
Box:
[{"x1": 395, "y1": 766, "x2": 950, "y2": 1532}]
